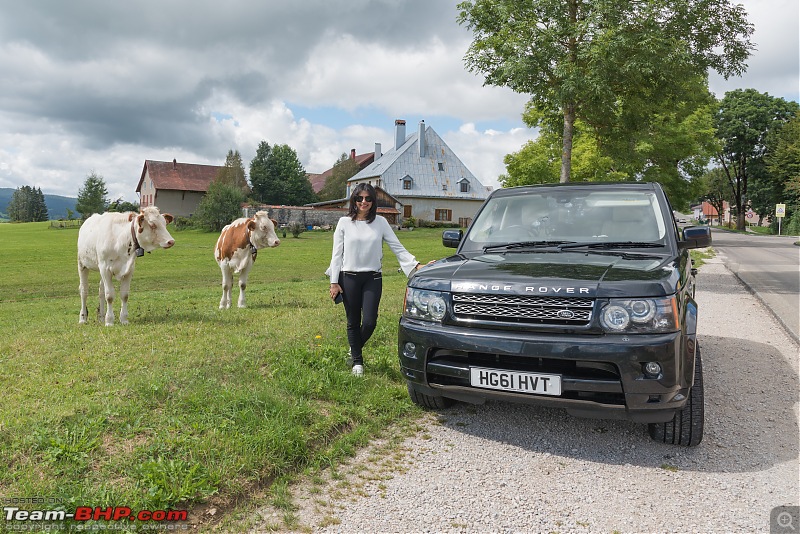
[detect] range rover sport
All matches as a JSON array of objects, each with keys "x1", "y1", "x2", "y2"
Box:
[{"x1": 398, "y1": 182, "x2": 712, "y2": 446}]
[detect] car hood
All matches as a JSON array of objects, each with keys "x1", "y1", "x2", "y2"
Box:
[{"x1": 410, "y1": 252, "x2": 681, "y2": 298}]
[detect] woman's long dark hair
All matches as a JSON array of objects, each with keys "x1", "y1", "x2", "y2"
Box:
[{"x1": 348, "y1": 183, "x2": 378, "y2": 223}]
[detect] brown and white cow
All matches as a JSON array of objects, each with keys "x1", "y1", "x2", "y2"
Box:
[
  {"x1": 214, "y1": 211, "x2": 280, "y2": 309},
  {"x1": 78, "y1": 207, "x2": 175, "y2": 326}
]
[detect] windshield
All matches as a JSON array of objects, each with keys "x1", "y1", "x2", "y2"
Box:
[{"x1": 462, "y1": 188, "x2": 668, "y2": 253}]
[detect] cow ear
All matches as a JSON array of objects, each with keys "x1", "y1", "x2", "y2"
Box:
[
  {"x1": 128, "y1": 212, "x2": 136, "y2": 222},
  {"x1": 137, "y1": 213, "x2": 145, "y2": 233},
  {"x1": 163, "y1": 214, "x2": 174, "y2": 224},
  {"x1": 270, "y1": 218, "x2": 278, "y2": 228},
  {"x1": 247, "y1": 219, "x2": 256, "y2": 230}
]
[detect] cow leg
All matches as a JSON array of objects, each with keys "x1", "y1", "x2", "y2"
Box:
[
  {"x1": 237, "y1": 267, "x2": 250, "y2": 308},
  {"x1": 220, "y1": 265, "x2": 233, "y2": 309},
  {"x1": 119, "y1": 273, "x2": 132, "y2": 325},
  {"x1": 100, "y1": 269, "x2": 116, "y2": 326},
  {"x1": 78, "y1": 263, "x2": 89, "y2": 324},
  {"x1": 97, "y1": 279, "x2": 106, "y2": 322}
]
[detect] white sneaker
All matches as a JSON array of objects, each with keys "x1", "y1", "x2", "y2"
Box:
[{"x1": 351, "y1": 364, "x2": 364, "y2": 376}]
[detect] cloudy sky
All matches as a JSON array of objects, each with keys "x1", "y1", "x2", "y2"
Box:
[{"x1": 0, "y1": 0, "x2": 797, "y2": 203}]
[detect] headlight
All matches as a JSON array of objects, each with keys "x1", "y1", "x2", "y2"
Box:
[
  {"x1": 404, "y1": 288, "x2": 447, "y2": 322},
  {"x1": 599, "y1": 297, "x2": 678, "y2": 333}
]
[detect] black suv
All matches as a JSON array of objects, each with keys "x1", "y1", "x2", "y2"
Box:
[{"x1": 399, "y1": 182, "x2": 711, "y2": 446}]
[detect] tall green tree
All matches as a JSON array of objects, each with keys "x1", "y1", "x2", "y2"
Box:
[
  {"x1": 249, "y1": 141, "x2": 272, "y2": 203},
  {"x1": 502, "y1": 92, "x2": 716, "y2": 209},
  {"x1": 714, "y1": 89, "x2": 799, "y2": 230},
  {"x1": 193, "y1": 181, "x2": 245, "y2": 232},
  {"x1": 216, "y1": 149, "x2": 250, "y2": 194},
  {"x1": 764, "y1": 113, "x2": 800, "y2": 234},
  {"x1": 318, "y1": 153, "x2": 360, "y2": 201},
  {"x1": 250, "y1": 143, "x2": 316, "y2": 206},
  {"x1": 7, "y1": 186, "x2": 49, "y2": 222},
  {"x1": 457, "y1": 0, "x2": 753, "y2": 183},
  {"x1": 700, "y1": 167, "x2": 732, "y2": 226},
  {"x1": 75, "y1": 171, "x2": 108, "y2": 219}
]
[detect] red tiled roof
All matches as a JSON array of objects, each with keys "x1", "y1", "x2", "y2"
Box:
[
  {"x1": 136, "y1": 159, "x2": 223, "y2": 193},
  {"x1": 307, "y1": 152, "x2": 375, "y2": 193}
]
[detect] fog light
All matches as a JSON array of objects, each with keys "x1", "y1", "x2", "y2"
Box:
[
  {"x1": 643, "y1": 362, "x2": 662, "y2": 377},
  {"x1": 403, "y1": 342, "x2": 417, "y2": 359}
]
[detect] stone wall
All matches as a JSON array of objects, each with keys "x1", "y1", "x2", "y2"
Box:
[{"x1": 243, "y1": 205, "x2": 347, "y2": 228}]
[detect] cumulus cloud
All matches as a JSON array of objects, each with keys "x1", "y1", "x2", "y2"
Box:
[{"x1": 0, "y1": 0, "x2": 793, "y2": 202}]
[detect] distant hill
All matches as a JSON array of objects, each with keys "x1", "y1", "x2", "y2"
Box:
[{"x1": 0, "y1": 188, "x2": 78, "y2": 220}]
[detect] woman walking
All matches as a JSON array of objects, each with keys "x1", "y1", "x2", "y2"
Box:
[{"x1": 327, "y1": 184, "x2": 422, "y2": 376}]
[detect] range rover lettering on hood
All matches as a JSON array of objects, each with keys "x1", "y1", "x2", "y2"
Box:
[{"x1": 451, "y1": 281, "x2": 592, "y2": 295}]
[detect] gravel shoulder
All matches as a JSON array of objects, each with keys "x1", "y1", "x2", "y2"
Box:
[{"x1": 247, "y1": 258, "x2": 799, "y2": 534}]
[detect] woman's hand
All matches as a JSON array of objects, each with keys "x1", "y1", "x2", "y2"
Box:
[{"x1": 330, "y1": 283, "x2": 342, "y2": 300}]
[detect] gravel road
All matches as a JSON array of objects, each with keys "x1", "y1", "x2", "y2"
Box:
[{"x1": 250, "y1": 257, "x2": 799, "y2": 534}]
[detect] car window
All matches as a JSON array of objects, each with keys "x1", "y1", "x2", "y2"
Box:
[{"x1": 463, "y1": 190, "x2": 667, "y2": 252}]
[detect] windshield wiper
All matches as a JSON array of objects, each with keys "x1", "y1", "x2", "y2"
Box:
[
  {"x1": 558, "y1": 241, "x2": 664, "y2": 250},
  {"x1": 483, "y1": 240, "x2": 574, "y2": 252}
]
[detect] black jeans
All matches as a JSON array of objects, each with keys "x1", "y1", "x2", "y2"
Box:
[{"x1": 340, "y1": 271, "x2": 382, "y2": 366}]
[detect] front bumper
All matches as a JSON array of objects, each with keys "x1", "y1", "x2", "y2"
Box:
[{"x1": 398, "y1": 318, "x2": 695, "y2": 423}]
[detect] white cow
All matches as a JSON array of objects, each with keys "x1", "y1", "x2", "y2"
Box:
[
  {"x1": 214, "y1": 211, "x2": 281, "y2": 309},
  {"x1": 78, "y1": 207, "x2": 175, "y2": 325}
]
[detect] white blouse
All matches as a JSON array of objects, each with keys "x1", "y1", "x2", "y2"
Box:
[{"x1": 327, "y1": 216, "x2": 418, "y2": 284}]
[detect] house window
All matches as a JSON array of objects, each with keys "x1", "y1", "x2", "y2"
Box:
[
  {"x1": 435, "y1": 209, "x2": 452, "y2": 222},
  {"x1": 442, "y1": 184, "x2": 447, "y2": 191},
  {"x1": 459, "y1": 180, "x2": 470, "y2": 193},
  {"x1": 438, "y1": 162, "x2": 445, "y2": 171},
  {"x1": 404, "y1": 205, "x2": 412, "y2": 218},
  {"x1": 458, "y1": 217, "x2": 471, "y2": 228},
  {"x1": 402, "y1": 175, "x2": 413, "y2": 190}
]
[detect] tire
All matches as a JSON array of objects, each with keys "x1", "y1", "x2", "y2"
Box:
[
  {"x1": 407, "y1": 383, "x2": 456, "y2": 409},
  {"x1": 648, "y1": 346, "x2": 704, "y2": 447}
]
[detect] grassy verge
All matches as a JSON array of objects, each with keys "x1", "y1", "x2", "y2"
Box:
[{"x1": 0, "y1": 222, "x2": 450, "y2": 530}]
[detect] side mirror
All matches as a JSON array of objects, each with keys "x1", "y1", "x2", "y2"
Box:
[
  {"x1": 681, "y1": 226, "x2": 712, "y2": 249},
  {"x1": 442, "y1": 229, "x2": 463, "y2": 248}
]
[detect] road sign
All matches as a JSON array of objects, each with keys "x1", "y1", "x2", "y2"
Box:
[{"x1": 776, "y1": 204, "x2": 786, "y2": 218}]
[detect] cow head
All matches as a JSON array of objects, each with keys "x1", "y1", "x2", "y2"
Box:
[
  {"x1": 248, "y1": 211, "x2": 281, "y2": 249},
  {"x1": 134, "y1": 207, "x2": 175, "y2": 252}
]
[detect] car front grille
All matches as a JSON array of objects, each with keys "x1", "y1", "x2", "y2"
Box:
[{"x1": 452, "y1": 293, "x2": 594, "y2": 326}]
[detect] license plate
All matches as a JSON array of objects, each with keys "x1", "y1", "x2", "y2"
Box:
[{"x1": 469, "y1": 367, "x2": 562, "y2": 396}]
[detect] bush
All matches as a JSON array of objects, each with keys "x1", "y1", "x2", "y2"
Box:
[
  {"x1": 172, "y1": 216, "x2": 194, "y2": 230},
  {"x1": 288, "y1": 222, "x2": 305, "y2": 238},
  {"x1": 402, "y1": 216, "x2": 417, "y2": 229}
]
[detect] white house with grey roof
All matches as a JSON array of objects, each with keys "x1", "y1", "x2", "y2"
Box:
[{"x1": 348, "y1": 119, "x2": 492, "y2": 227}]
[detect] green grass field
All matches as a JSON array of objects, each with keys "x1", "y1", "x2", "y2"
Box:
[{"x1": 0, "y1": 221, "x2": 451, "y2": 530}]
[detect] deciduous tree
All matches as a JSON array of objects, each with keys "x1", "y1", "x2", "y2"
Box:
[
  {"x1": 714, "y1": 89, "x2": 799, "y2": 230},
  {"x1": 458, "y1": 0, "x2": 753, "y2": 183},
  {"x1": 193, "y1": 181, "x2": 245, "y2": 232},
  {"x1": 318, "y1": 153, "x2": 359, "y2": 202}
]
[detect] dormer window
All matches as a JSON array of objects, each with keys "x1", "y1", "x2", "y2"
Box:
[
  {"x1": 438, "y1": 162, "x2": 445, "y2": 171},
  {"x1": 402, "y1": 175, "x2": 413, "y2": 190},
  {"x1": 459, "y1": 178, "x2": 470, "y2": 193}
]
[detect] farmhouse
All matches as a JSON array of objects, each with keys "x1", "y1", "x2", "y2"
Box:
[
  {"x1": 348, "y1": 119, "x2": 492, "y2": 227},
  {"x1": 136, "y1": 159, "x2": 222, "y2": 217}
]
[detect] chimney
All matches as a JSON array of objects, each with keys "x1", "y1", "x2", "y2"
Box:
[
  {"x1": 350, "y1": 148, "x2": 356, "y2": 159},
  {"x1": 374, "y1": 142, "x2": 381, "y2": 160},
  {"x1": 418, "y1": 120, "x2": 426, "y2": 158},
  {"x1": 172, "y1": 158, "x2": 177, "y2": 169},
  {"x1": 394, "y1": 119, "x2": 406, "y2": 150}
]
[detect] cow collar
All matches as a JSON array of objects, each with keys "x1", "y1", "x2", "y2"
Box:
[
  {"x1": 247, "y1": 231, "x2": 258, "y2": 262},
  {"x1": 131, "y1": 218, "x2": 145, "y2": 257}
]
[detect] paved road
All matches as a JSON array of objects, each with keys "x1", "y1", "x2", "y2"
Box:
[{"x1": 709, "y1": 229, "x2": 800, "y2": 342}]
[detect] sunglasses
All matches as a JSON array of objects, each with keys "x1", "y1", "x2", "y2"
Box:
[{"x1": 355, "y1": 196, "x2": 373, "y2": 203}]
